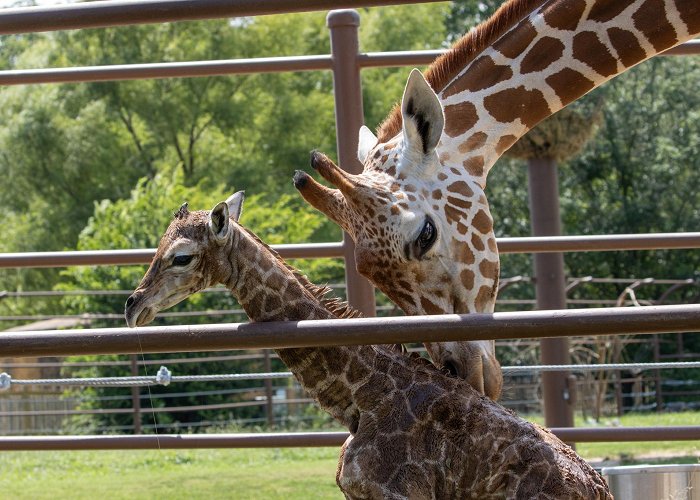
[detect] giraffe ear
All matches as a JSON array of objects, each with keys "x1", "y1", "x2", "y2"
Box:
[
  {"x1": 400, "y1": 69, "x2": 444, "y2": 158},
  {"x1": 357, "y1": 125, "x2": 378, "y2": 164},
  {"x1": 225, "y1": 191, "x2": 245, "y2": 222},
  {"x1": 209, "y1": 201, "x2": 230, "y2": 243}
]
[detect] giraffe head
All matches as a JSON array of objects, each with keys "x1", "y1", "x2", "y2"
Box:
[
  {"x1": 295, "y1": 70, "x2": 501, "y2": 398},
  {"x1": 125, "y1": 192, "x2": 245, "y2": 328}
]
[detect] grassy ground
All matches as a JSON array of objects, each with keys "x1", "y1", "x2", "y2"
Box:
[{"x1": 1, "y1": 412, "x2": 698, "y2": 499}]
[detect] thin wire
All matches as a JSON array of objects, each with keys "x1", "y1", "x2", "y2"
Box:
[
  {"x1": 134, "y1": 330, "x2": 160, "y2": 450},
  {"x1": 5, "y1": 362, "x2": 700, "y2": 388}
]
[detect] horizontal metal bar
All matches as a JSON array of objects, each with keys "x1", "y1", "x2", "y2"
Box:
[
  {"x1": 496, "y1": 233, "x2": 700, "y2": 254},
  {"x1": 1, "y1": 426, "x2": 698, "y2": 450},
  {"x1": 0, "y1": 56, "x2": 333, "y2": 85},
  {"x1": 0, "y1": 0, "x2": 444, "y2": 35},
  {"x1": 0, "y1": 242, "x2": 344, "y2": 269},
  {"x1": 2, "y1": 40, "x2": 698, "y2": 87},
  {"x1": 1, "y1": 233, "x2": 698, "y2": 269},
  {"x1": 663, "y1": 39, "x2": 700, "y2": 56},
  {"x1": 1, "y1": 305, "x2": 699, "y2": 358},
  {"x1": 552, "y1": 426, "x2": 700, "y2": 442}
]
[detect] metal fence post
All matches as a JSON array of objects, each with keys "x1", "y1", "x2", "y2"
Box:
[
  {"x1": 527, "y1": 158, "x2": 575, "y2": 431},
  {"x1": 327, "y1": 9, "x2": 376, "y2": 317}
]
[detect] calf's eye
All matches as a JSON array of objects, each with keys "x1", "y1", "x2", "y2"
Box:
[{"x1": 172, "y1": 255, "x2": 194, "y2": 267}]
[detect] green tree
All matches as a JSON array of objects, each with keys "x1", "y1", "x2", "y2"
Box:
[{"x1": 58, "y1": 170, "x2": 343, "y2": 432}]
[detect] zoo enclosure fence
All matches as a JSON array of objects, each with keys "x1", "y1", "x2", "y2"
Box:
[{"x1": 0, "y1": 0, "x2": 699, "y2": 450}]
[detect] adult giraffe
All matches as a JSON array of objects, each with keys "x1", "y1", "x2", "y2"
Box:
[{"x1": 295, "y1": 0, "x2": 699, "y2": 397}]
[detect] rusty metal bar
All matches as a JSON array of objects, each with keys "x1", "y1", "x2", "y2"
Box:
[
  {"x1": 1, "y1": 305, "x2": 699, "y2": 358},
  {"x1": 0, "y1": 0, "x2": 444, "y2": 35},
  {"x1": 2, "y1": 234, "x2": 698, "y2": 269},
  {"x1": 0, "y1": 56, "x2": 333, "y2": 85},
  {"x1": 0, "y1": 242, "x2": 344, "y2": 269},
  {"x1": 1, "y1": 40, "x2": 696, "y2": 87},
  {"x1": 1, "y1": 426, "x2": 699, "y2": 450},
  {"x1": 495, "y1": 233, "x2": 700, "y2": 253},
  {"x1": 327, "y1": 10, "x2": 376, "y2": 316},
  {"x1": 528, "y1": 158, "x2": 574, "y2": 430},
  {"x1": 663, "y1": 40, "x2": 700, "y2": 55}
]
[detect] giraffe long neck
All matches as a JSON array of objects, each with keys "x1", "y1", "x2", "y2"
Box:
[
  {"x1": 436, "y1": 0, "x2": 699, "y2": 185},
  {"x1": 224, "y1": 227, "x2": 391, "y2": 430}
]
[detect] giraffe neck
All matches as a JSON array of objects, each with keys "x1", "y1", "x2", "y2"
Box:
[
  {"x1": 380, "y1": 0, "x2": 699, "y2": 187},
  {"x1": 223, "y1": 227, "x2": 393, "y2": 430}
]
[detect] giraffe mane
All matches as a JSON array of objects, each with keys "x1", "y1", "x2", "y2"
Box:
[
  {"x1": 376, "y1": 0, "x2": 547, "y2": 142},
  {"x1": 239, "y1": 226, "x2": 362, "y2": 320}
]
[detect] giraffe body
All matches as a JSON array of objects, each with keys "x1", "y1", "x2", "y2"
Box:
[
  {"x1": 125, "y1": 194, "x2": 611, "y2": 499},
  {"x1": 295, "y1": 0, "x2": 700, "y2": 399}
]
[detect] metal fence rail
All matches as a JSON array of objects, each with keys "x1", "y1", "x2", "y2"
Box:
[
  {"x1": 0, "y1": 0, "x2": 444, "y2": 34},
  {"x1": 2, "y1": 426, "x2": 699, "y2": 451},
  {"x1": 2, "y1": 233, "x2": 699, "y2": 269},
  {"x1": 0, "y1": 41, "x2": 697, "y2": 86},
  {"x1": 2, "y1": 305, "x2": 700, "y2": 358}
]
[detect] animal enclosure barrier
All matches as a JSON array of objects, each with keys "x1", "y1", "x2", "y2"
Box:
[{"x1": 0, "y1": 0, "x2": 699, "y2": 452}]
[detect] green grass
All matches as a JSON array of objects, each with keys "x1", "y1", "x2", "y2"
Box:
[
  {"x1": 0, "y1": 448, "x2": 344, "y2": 500},
  {"x1": 1, "y1": 412, "x2": 698, "y2": 499}
]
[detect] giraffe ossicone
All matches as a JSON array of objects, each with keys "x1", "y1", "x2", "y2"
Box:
[{"x1": 125, "y1": 193, "x2": 611, "y2": 498}]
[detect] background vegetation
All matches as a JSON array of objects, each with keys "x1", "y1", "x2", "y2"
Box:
[{"x1": 0, "y1": 1, "x2": 698, "y2": 432}]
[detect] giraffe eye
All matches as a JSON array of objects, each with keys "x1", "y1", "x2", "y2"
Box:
[
  {"x1": 172, "y1": 255, "x2": 194, "y2": 267},
  {"x1": 414, "y1": 217, "x2": 437, "y2": 258}
]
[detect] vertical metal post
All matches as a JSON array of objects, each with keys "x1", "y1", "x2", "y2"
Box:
[
  {"x1": 263, "y1": 349, "x2": 274, "y2": 427},
  {"x1": 327, "y1": 9, "x2": 376, "y2": 317},
  {"x1": 130, "y1": 355, "x2": 141, "y2": 434},
  {"x1": 527, "y1": 158, "x2": 574, "y2": 430}
]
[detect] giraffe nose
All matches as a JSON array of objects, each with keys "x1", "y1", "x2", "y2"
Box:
[{"x1": 125, "y1": 294, "x2": 136, "y2": 309}]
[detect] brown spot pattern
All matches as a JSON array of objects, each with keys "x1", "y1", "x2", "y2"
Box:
[
  {"x1": 545, "y1": 68, "x2": 595, "y2": 107},
  {"x1": 443, "y1": 56, "x2": 514, "y2": 97},
  {"x1": 460, "y1": 268, "x2": 475, "y2": 290},
  {"x1": 447, "y1": 195, "x2": 472, "y2": 211},
  {"x1": 472, "y1": 209, "x2": 493, "y2": 234},
  {"x1": 471, "y1": 233, "x2": 485, "y2": 251},
  {"x1": 444, "y1": 101, "x2": 479, "y2": 138},
  {"x1": 587, "y1": 1, "x2": 629, "y2": 22},
  {"x1": 607, "y1": 27, "x2": 646, "y2": 67},
  {"x1": 463, "y1": 156, "x2": 485, "y2": 177},
  {"x1": 520, "y1": 37, "x2": 565, "y2": 74},
  {"x1": 446, "y1": 180, "x2": 474, "y2": 197},
  {"x1": 542, "y1": 0, "x2": 587, "y2": 30},
  {"x1": 456, "y1": 244, "x2": 476, "y2": 265},
  {"x1": 421, "y1": 296, "x2": 445, "y2": 315},
  {"x1": 432, "y1": 190, "x2": 442, "y2": 200},
  {"x1": 494, "y1": 20, "x2": 537, "y2": 59},
  {"x1": 495, "y1": 135, "x2": 518, "y2": 155},
  {"x1": 677, "y1": 0, "x2": 700, "y2": 34},
  {"x1": 633, "y1": 0, "x2": 677, "y2": 52},
  {"x1": 573, "y1": 31, "x2": 618, "y2": 77},
  {"x1": 483, "y1": 86, "x2": 550, "y2": 129},
  {"x1": 458, "y1": 132, "x2": 488, "y2": 153},
  {"x1": 479, "y1": 259, "x2": 499, "y2": 280},
  {"x1": 487, "y1": 237, "x2": 498, "y2": 252},
  {"x1": 475, "y1": 284, "x2": 497, "y2": 311},
  {"x1": 445, "y1": 204, "x2": 468, "y2": 226}
]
